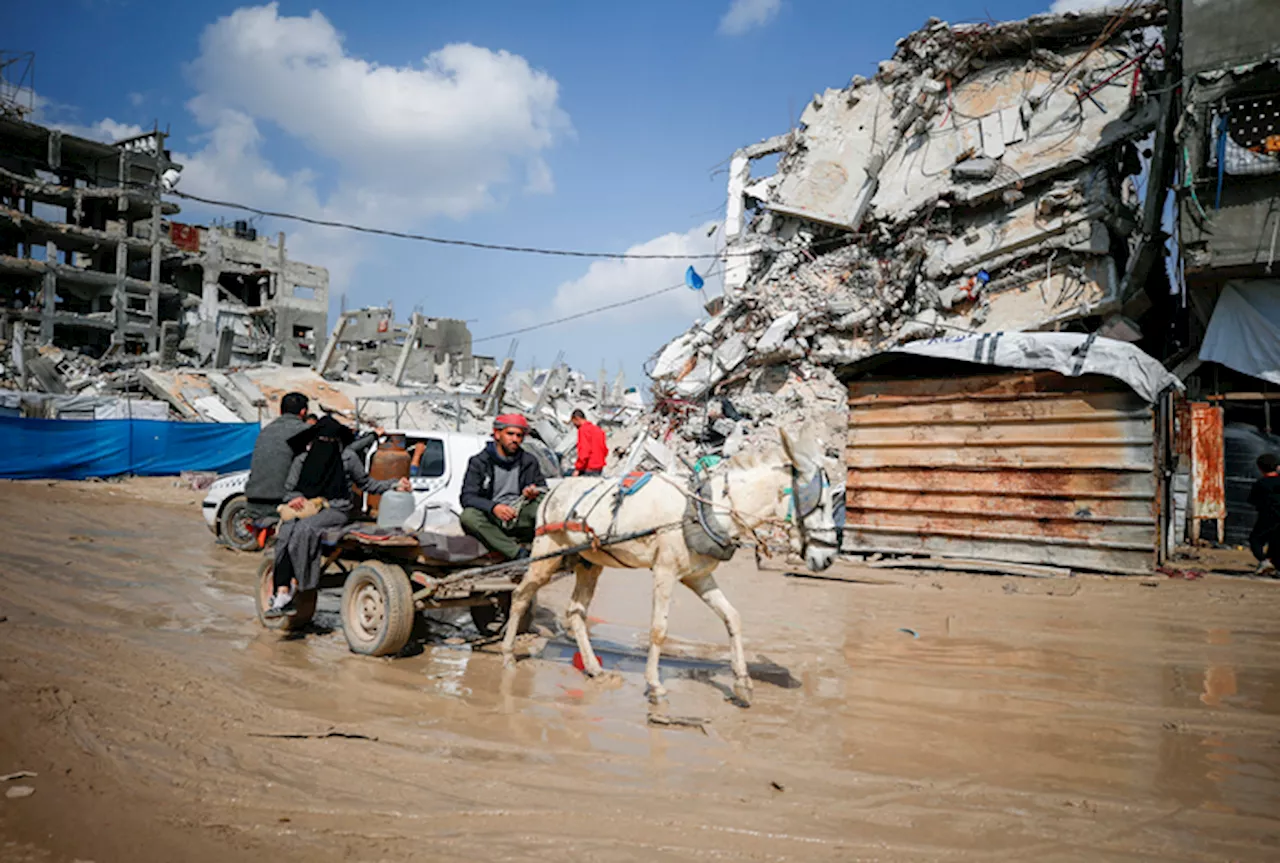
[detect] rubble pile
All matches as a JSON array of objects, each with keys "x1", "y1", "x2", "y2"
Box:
[
  {"x1": 1, "y1": 302, "x2": 642, "y2": 474},
  {"x1": 633, "y1": 4, "x2": 1169, "y2": 471}
]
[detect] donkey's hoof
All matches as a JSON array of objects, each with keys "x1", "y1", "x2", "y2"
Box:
[
  {"x1": 645, "y1": 683, "x2": 669, "y2": 704},
  {"x1": 501, "y1": 652, "x2": 517, "y2": 669},
  {"x1": 730, "y1": 678, "x2": 753, "y2": 708}
]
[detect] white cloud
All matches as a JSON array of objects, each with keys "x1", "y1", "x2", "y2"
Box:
[
  {"x1": 544, "y1": 223, "x2": 721, "y2": 326},
  {"x1": 128, "y1": 92, "x2": 145, "y2": 107},
  {"x1": 718, "y1": 0, "x2": 781, "y2": 36},
  {"x1": 181, "y1": 3, "x2": 569, "y2": 225},
  {"x1": 23, "y1": 88, "x2": 145, "y2": 144},
  {"x1": 1048, "y1": 0, "x2": 1122, "y2": 12},
  {"x1": 499, "y1": 222, "x2": 723, "y2": 379}
]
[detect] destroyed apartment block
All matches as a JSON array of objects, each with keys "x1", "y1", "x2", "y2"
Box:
[
  {"x1": 316, "y1": 306, "x2": 489, "y2": 387},
  {"x1": 625, "y1": 4, "x2": 1219, "y2": 579},
  {"x1": 0, "y1": 108, "x2": 330, "y2": 396},
  {"x1": 644, "y1": 4, "x2": 1176, "y2": 467}
]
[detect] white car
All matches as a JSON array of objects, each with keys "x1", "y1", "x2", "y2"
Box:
[{"x1": 202, "y1": 428, "x2": 564, "y2": 550}]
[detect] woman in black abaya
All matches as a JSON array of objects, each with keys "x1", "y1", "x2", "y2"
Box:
[{"x1": 265, "y1": 415, "x2": 409, "y2": 617}]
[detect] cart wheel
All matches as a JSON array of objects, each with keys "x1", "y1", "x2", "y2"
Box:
[
  {"x1": 220, "y1": 496, "x2": 261, "y2": 552},
  {"x1": 256, "y1": 555, "x2": 316, "y2": 631},
  {"x1": 470, "y1": 592, "x2": 534, "y2": 637},
  {"x1": 341, "y1": 561, "x2": 415, "y2": 657}
]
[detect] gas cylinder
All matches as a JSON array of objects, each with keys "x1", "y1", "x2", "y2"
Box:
[{"x1": 366, "y1": 433, "x2": 411, "y2": 517}]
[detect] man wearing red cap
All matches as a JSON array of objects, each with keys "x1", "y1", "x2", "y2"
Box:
[{"x1": 459, "y1": 414, "x2": 546, "y2": 560}]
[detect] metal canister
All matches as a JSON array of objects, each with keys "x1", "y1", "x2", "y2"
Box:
[{"x1": 367, "y1": 433, "x2": 410, "y2": 517}]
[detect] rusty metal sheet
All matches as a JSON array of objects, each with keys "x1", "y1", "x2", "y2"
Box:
[
  {"x1": 1189, "y1": 402, "x2": 1225, "y2": 520},
  {"x1": 845, "y1": 370, "x2": 1158, "y2": 574}
]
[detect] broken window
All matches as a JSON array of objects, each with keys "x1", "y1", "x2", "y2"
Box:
[{"x1": 217, "y1": 272, "x2": 264, "y2": 307}]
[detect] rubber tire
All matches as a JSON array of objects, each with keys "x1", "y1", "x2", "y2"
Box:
[
  {"x1": 255, "y1": 555, "x2": 317, "y2": 631},
  {"x1": 220, "y1": 495, "x2": 261, "y2": 552},
  {"x1": 341, "y1": 561, "x2": 416, "y2": 657},
  {"x1": 470, "y1": 592, "x2": 534, "y2": 637}
]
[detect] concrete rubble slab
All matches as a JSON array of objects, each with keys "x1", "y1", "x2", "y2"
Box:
[{"x1": 637, "y1": 3, "x2": 1172, "y2": 483}]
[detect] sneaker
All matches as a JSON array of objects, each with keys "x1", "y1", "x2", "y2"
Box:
[
  {"x1": 514, "y1": 547, "x2": 531, "y2": 561},
  {"x1": 263, "y1": 590, "x2": 293, "y2": 619},
  {"x1": 1256, "y1": 560, "x2": 1277, "y2": 576}
]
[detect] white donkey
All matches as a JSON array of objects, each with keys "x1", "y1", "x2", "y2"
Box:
[{"x1": 501, "y1": 426, "x2": 840, "y2": 705}]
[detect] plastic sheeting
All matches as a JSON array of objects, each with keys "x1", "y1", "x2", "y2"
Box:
[
  {"x1": 893, "y1": 332, "x2": 1181, "y2": 403},
  {"x1": 0, "y1": 390, "x2": 170, "y2": 421},
  {"x1": 1199, "y1": 280, "x2": 1280, "y2": 385},
  {"x1": 0, "y1": 417, "x2": 259, "y2": 480}
]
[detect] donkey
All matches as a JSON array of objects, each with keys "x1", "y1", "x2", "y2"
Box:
[{"x1": 501, "y1": 426, "x2": 839, "y2": 705}]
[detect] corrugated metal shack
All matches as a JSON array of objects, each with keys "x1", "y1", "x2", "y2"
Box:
[{"x1": 841, "y1": 337, "x2": 1179, "y2": 575}]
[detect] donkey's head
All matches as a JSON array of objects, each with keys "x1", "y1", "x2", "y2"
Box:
[{"x1": 779, "y1": 426, "x2": 839, "y2": 572}]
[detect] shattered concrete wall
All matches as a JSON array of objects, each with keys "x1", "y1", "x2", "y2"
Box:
[
  {"x1": 640, "y1": 4, "x2": 1170, "y2": 474},
  {"x1": 167, "y1": 224, "x2": 329, "y2": 368}
]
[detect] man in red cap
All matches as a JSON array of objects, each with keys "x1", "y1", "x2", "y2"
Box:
[{"x1": 459, "y1": 413, "x2": 546, "y2": 559}]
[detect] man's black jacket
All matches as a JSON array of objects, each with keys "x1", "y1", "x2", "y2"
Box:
[{"x1": 460, "y1": 442, "x2": 545, "y2": 515}]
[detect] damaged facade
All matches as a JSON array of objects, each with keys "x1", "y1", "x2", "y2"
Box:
[
  {"x1": 0, "y1": 108, "x2": 330, "y2": 394},
  {"x1": 635, "y1": 3, "x2": 1204, "y2": 573}
]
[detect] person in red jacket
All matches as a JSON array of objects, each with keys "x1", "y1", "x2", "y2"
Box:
[{"x1": 571, "y1": 408, "x2": 607, "y2": 476}]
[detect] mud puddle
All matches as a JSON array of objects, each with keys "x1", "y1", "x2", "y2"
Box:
[{"x1": 1, "y1": 478, "x2": 1279, "y2": 862}]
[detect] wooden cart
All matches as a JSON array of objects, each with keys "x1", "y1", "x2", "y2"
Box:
[{"x1": 254, "y1": 526, "x2": 531, "y2": 656}]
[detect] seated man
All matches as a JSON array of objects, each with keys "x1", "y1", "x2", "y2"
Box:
[
  {"x1": 243, "y1": 391, "x2": 310, "y2": 520},
  {"x1": 459, "y1": 414, "x2": 545, "y2": 560}
]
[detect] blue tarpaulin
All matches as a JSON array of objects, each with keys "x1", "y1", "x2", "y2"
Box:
[{"x1": 0, "y1": 416, "x2": 260, "y2": 480}]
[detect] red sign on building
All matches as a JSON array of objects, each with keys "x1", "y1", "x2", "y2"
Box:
[{"x1": 170, "y1": 222, "x2": 200, "y2": 252}]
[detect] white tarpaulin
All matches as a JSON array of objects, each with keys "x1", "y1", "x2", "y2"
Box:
[
  {"x1": 893, "y1": 332, "x2": 1181, "y2": 403},
  {"x1": 1199, "y1": 280, "x2": 1280, "y2": 385}
]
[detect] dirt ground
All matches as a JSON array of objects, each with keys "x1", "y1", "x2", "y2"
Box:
[{"x1": 0, "y1": 477, "x2": 1278, "y2": 862}]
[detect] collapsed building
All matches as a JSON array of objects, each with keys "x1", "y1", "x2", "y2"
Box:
[
  {"x1": 644, "y1": 4, "x2": 1174, "y2": 457},
  {"x1": 0, "y1": 107, "x2": 330, "y2": 393},
  {"x1": 630, "y1": 3, "x2": 1228, "y2": 573}
]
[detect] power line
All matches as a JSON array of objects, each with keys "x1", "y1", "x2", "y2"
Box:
[
  {"x1": 168, "y1": 188, "x2": 744, "y2": 261},
  {"x1": 470, "y1": 268, "x2": 720, "y2": 346}
]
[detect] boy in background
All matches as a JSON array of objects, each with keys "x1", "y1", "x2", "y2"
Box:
[{"x1": 1248, "y1": 453, "x2": 1280, "y2": 575}]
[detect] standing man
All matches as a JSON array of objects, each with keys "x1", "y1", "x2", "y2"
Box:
[
  {"x1": 571, "y1": 408, "x2": 607, "y2": 477},
  {"x1": 244, "y1": 391, "x2": 311, "y2": 519},
  {"x1": 1248, "y1": 453, "x2": 1280, "y2": 575},
  {"x1": 459, "y1": 414, "x2": 545, "y2": 560}
]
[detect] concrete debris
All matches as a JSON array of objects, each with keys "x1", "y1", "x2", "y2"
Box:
[
  {"x1": 0, "y1": 113, "x2": 637, "y2": 468},
  {"x1": 634, "y1": 4, "x2": 1170, "y2": 475}
]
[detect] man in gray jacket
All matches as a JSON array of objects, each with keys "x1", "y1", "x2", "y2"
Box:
[{"x1": 244, "y1": 392, "x2": 311, "y2": 519}]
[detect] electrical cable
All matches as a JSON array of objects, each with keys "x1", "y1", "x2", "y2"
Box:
[{"x1": 167, "y1": 188, "x2": 747, "y2": 261}]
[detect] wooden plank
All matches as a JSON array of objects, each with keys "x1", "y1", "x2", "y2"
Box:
[
  {"x1": 846, "y1": 442, "x2": 1154, "y2": 470},
  {"x1": 849, "y1": 418, "x2": 1153, "y2": 447},
  {"x1": 844, "y1": 529, "x2": 1152, "y2": 575},
  {"x1": 847, "y1": 370, "x2": 1122, "y2": 404},
  {"x1": 845, "y1": 466, "x2": 1156, "y2": 498},
  {"x1": 846, "y1": 510, "x2": 1154, "y2": 546},
  {"x1": 846, "y1": 488, "x2": 1155, "y2": 522},
  {"x1": 849, "y1": 390, "x2": 1146, "y2": 426}
]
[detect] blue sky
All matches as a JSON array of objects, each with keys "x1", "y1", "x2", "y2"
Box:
[{"x1": 11, "y1": 0, "x2": 1087, "y2": 382}]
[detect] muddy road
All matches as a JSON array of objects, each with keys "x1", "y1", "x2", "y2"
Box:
[{"x1": 0, "y1": 478, "x2": 1277, "y2": 861}]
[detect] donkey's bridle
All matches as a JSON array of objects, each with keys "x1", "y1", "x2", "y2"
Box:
[{"x1": 789, "y1": 465, "x2": 839, "y2": 557}]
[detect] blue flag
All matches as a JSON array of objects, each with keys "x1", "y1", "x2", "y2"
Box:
[{"x1": 685, "y1": 266, "x2": 705, "y2": 291}]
